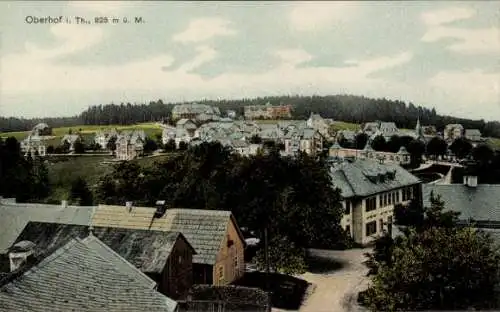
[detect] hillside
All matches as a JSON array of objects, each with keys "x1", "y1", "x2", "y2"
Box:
[{"x1": 2, "y1": 95, "x2": 499, "y2": 138}]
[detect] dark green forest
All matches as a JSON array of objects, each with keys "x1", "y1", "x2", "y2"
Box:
[{"x1": 2, "y1": 95, "x2": 500, "y2": 138}]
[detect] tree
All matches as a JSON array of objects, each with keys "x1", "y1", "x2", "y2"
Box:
[
  {"x1": 406, "y1": 139, "x2": 425, "y2": 168},
  {"x1": 46, "y1": 145, "x2": 54, "y2": 154},
  {"x1": 426, "y1": 136, "x2": 448, "y2": 159},
  {"x1": 69, "y1": 177, "x2": 93, "y2": 206},
  {"x1": 360, "y1": 226, "x2": 500, "y2": 311},
  {"x1": 254, "y1": 235, "x2": 307, "y2": 275},
  {"x1": 371, "y1": 135, "x2": 387, "y2": 152},
  {"x1": 249, "y1": 135, "x2": 262, "y2": 144},
  {"x1": 472, "y1": 144, "x2": 494, "y2": 165},
  {"x1": 73, "y1": 140, "x2": 85, "y2": 154},
  {"x1": 449, "y1": 137, "x2": 472, "y2": 159},
  {"x1": 164, "y1": 139, "x2": 176, "y2": 152},
  {"x1": 354, "y1": 133, "x2": 368, "y2": 150},
  {"x1": 143, "y1": 138, "x2": 158, "y2": 153},
  {"x1": 106, "y1": 136, "x2": 117, "y2": 153},
  {"x1": 61, "y1": 140, "x2": 71, "y2": 153},
  {"x1": 386, "y1": 135, "x2": 402, "y2": 153},
  {"x1": 178, "y1": 141, "x2": 188, "y2": 151}
]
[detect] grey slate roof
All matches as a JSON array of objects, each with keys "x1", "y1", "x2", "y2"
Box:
[
  {"x1": 0, "y1": 236, "x2": 177, "y2": 312},
  {"x1": 330, "y1": 159, "x2": 420, "y2": 198},
  {"x1": 92, "y1": 207, "x2": 245, "y2": 265},
  {"x1": 0, "y1": 202, "x2": 94, "y2": 253},
  {"x1": 11, "y1": 221, "x2": 195, "y2": 274},
  {"x1": 422, "y1": 184, "x2": 500, "y2": 221}
]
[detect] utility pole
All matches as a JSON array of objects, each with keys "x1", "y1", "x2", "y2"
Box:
[{"x1": 264, "y1": 226, "x2": 270, "y2": 291}]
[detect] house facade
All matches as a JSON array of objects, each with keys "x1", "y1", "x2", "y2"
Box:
[
  {"x1": 444, "y1": 124, "x2": 464, "y2": 141},
  {"x1": 329, "y1": 143, "x2": 411, "y2": 166},
  {"x1": 94, "y1": 129, "x2": 119, "y2": 149},
  {"x1": 91, "y1": 205, "x2": 246, "y2": 286},
  {"x1": 244, "y1": 102, "x2": 292, "y2": 120},
  {"x1": 306, "y1": 113, "x2": 333, "y2": 139},
  {"x1": 283, "y1": 128, "x2": 323, "y2": 156},
  {"x1": 61, "y1": 134, "x2": 82, "y2": 151},
  {"x1": 464, "y1": 129, "x2": 483, "y2": 145},
  {"x1": 20, "y1": 135, "x2": 47, "y2": 157},
  {"x1": 115, "y1": 130, "x2": 145, "y2": 160},
  {"x1": 330, "y1": 158, "x2": 421, "y2": 245}
]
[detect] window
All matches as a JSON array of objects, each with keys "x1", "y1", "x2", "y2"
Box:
[
  {"x1": 379, "y1": 219, "x2": 384, "y2": 232},
  {"x1": 396, "y1": 191, "x2": 400, "y2": 202},
  {"x1": 402, "y1": 188, "x2": 407, "y2": 201},
  {"x1": 345, "y1": 201, "x2": 351, "y2": 214},
  {"x1": 178, "y1": 256, "x2": 182, "y2": 264},
  {"x1": 379, "y1": 195, "x2": 383, "y2": 207},
  {"x1": 391, "y1": 192, "x2": 395, "y2": 204},
  {"x1": 234, "y1": 255, "x2": 238, "y2": 270},
  {"x1": 383, "y1": 194, "x2": 387, "y2": 206},
  {"x1": 365, "y1": 197, "x2": 376, "y2": 212},
  {"x1": 366, "y1": 221, "x2": 377, "y2": 236},
  {"x1": 345, "y1": 225, "x2": 351, "y2": 236},
  {"x1": 387, "y1": 216, "x2": 393, "y2": 236},
  {"x1": 388, "y1": 193, "x2": 392, "y2": 205}
]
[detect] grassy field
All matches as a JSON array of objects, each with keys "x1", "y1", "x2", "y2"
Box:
[
  {"x1": 487, "y1": 137, "x2": 500, "y2": 150},
  {"x1": 0, "y1": 122, "x2": 164, "y2": 143},
  {"x1": 43, "y1": 152, "x2": 178, "y2": 203}
]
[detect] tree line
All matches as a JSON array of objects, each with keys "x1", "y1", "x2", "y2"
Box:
[{"x1": 2, "y1": 95, "x2": 500, "y2": 138}]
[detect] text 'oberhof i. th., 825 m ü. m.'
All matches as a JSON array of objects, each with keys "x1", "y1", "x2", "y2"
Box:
[{"x1": 24, "y1": 16, "x2": 145, "y2": 25}]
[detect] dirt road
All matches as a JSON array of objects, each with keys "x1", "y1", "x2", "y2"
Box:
[{"x1": 273, "y1": 248, "x2": 371, "y2": 312}]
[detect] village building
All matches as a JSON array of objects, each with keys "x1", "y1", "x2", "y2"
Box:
[
  {"x1": 91, "y1": 205, "x2": 246, "y2": 286},
  {"x1": 244, "y1": 102, "x2": 292, "y2": 120},
  {"x1": 171, "y1": 103, "x2": 221, "y2": 121},
  {"x1": 329, "y1": 158, "x2": 421, "y2": 245},
  {"x1": 61, "y1": 134, "x2": 83, "y2": 151},
  {"x1": 20, "y1": 135, "x2": 46, "y2": 157},
  {"x1": 94, "y1": 128, "x2": 119, "y2": 149},
  {"x1": 306, "y1": 113, "x2": 334, "y2": 139},
  {"x1": 115, "y1": 130, "x2": 146, "y2": 160},
  {"x1": 464, "y1": 129, "x2": 483, "y2": 146},
  {"x1": 0, "y1": 236, "x2": 178, "y2": 312},
  {"x1": 11, "y1": 221, "x2": 196, "y2": 300},
  {"x1": 329, "y1": 142, "x2": 411, "y2": 166},
  {"x1": 30, "y1": 123, "x2": 52, "y2": 136},
  {"x1": 444, "y1": 124, "x2": 464, "y2": 142},
  {"x1": 283, "y1": 128, "x2": 323, "y2": 156}
]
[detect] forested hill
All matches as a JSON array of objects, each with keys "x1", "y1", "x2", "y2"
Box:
[{"x1": 2, "y1": 95, "x2": 500, "y2": 137}]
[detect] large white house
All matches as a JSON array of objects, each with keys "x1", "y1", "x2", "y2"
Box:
[{"x1": 330, "y1": 158, "x2": 421, "y2": 245}]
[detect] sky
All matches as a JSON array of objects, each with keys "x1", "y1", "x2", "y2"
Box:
[{"x1": 0, "y1": 1, "x2": 499, "y2": 120}]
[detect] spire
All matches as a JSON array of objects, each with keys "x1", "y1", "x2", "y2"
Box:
[{"x1": 415, "y1": 116, "x2": 423, "y2": 138}]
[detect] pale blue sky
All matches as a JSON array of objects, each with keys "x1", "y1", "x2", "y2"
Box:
[{"x1": 1, "y1": 1, "x2": 499, "y2": 120}]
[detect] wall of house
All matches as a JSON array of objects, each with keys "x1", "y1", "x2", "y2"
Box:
[
  {"x1": 213, "y1": 219, "x2": 245, "y2": 286},
  {"x1": 160, "y1": 236, "x2": 194, "y2": 300},
  {"x1": 350, "y1": 185, "x2": 420, "y2": 245}
]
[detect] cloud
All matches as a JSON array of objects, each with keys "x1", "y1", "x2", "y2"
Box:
[
  {"x1": 177, "y1": 45, "x2": 217, "y2": 73},
  {"x1": 427, "y1": 69, "x2": 500, "y2": 118},
  {"x1": 24, "y1": 24, "x2": 104, "y2": 60},
  {"x1": 68, "y1": 1, "x2": 133, "y2": 15},
  {"x1": 173, "y1": 18, "x2": 236, "y2": 44},
  {"x1": 421, "y1": 7, "x2": 476, "y2": 26},
  {"x1": 421, "y1": 7, "x2": 500, "y2": 55},
  {"x1": 274, "y1": 49, "x2": 313, "y2": 67},
  {"x1": 288, "y1": 1, "x2": 359, "y2": 32},
  {"x1": 422, "y1": 26, "x2": 500, "y2": 55}
]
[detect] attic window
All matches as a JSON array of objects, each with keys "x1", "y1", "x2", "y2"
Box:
[{"x1": 227, "y1": 235, "x2": 234, "y2": 247}]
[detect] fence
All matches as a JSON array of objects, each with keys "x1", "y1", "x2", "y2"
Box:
[{"x1": 177, "y1": 300, "x2": 271, "y2": 312}]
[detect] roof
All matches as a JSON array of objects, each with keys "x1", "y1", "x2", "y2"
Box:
[
  {"x1": 12, "y1": 221, "x2": 195, "y2": 274},
  {"x1": 465, "y1": 129, "x2": 482, "y2": 136},
  {"x1": 0, "y1": 201, "x2": 94, "y2": 253},
  {"x1": 0, "y1": 237, "x2": 177, "y2": 312},
  {"x1": 187, "y1": 285, "x2": 270, "y2": 310},
  {"x1": 422, "y1": 184, "x2": 500, "y2": 221},
  {"x1": 92, "y1": 206, "x2": 245, "y2": 265},
  {"x1": 329, "y1": 158, "x2": 420, "y2": 198}
]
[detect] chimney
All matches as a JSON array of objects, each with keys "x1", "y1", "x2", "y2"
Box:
[
  {"x1": 125, "y1": 201, "x2": 133, "y2": 212},
  {"x1": 154, "y1": 200, "x2": 167, "y2": 219},
  {"x1": 463, "y1": 175, "x2": 478, "y2": 188},
  {"x1": 61, "y1": 200, "x2": 68, "y2": 208},
  {"x1": 9, "y1": 241, "x2": 36, "y2": 272}
]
